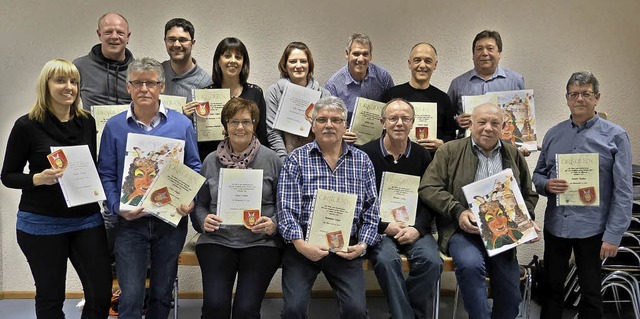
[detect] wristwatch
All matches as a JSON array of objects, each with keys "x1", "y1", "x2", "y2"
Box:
[{"x1": 358, "y1": 242, "x2": 367, "y2": 257}]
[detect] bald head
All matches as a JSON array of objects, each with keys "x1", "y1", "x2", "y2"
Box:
[
  {"x1": 408, "y1": 42, "x2": 438, "y2": 89},
  {"x1": 96, "y1": 13, "x2": 130, "y2": 61}
]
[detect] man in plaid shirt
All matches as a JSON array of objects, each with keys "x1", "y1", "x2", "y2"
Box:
[{"x1": 277, "y1": 96, "x2": 380, "y2": 319}]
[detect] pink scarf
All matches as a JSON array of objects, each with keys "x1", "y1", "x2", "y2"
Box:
[{"x1": 216, "y1": 136, "x2": 260, "y2": 169}]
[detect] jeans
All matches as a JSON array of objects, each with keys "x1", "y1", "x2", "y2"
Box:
[
  {"x1": 196, "y1": 244, "x2": 282, "y2": 319},
  {"x1": 281, "y1": 243, "x2": 368, "y2": 319},
  {"x1": 368, "y1": 234, "x2": 442, "y2": 319},
  {"x1": 17, "y1": 225, "x2": 112, "y2": 319},
  {"x1": 541, "y1": 230, "x2": 603, "y2": 319},
  {"x1": 114, "y1": 216, "x2": 187, "y2": 319},
  {"x1": 448, "y1": 231, "x2": 521, "y2": 319}
]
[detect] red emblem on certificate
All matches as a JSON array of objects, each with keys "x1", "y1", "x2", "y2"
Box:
[
  {"x1": 305, "y1": 103, "x2": 314, "y2": 121},
  {"x1": 392, "y1": 206, "x2": 409, "y2": 223},
  {"x1": 243, "y1": 209, "x2": 259, "y2": 229},
  {"x1": 326, "y1": 230, "x2": 344, "y2": 251},
  {"x1": 150, "y1": 187, "x2": 172, "y2": 207},
  {"x1": 415, "y1": 127, "x2": 429, "y2": 140},
  {"x1": 196, "y1": 101, "x2": 210, "y2": 117},
  {"x1": 47, "y1": 149, "x2": 68, "y2": 170},
  {"x1": 578, "y1": 186, "x2": 597, "y2": 204}
]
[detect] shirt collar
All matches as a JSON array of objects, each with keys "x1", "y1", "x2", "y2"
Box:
[
  {"x1": 570, "y1": 113, "x2": 599, "y2": 130},
  {"x1": 470, "y1": 136, "x2": 502, "y2": 156},
  {"x1": 378, "y1": 135, "x2": 412, "y2": 159},
  {"x1": 309, "y1": 140, "x2": 351, "y2": 158},
  {"x1": 469, "y1": 66, "x2": 506, "y2": 82},
  {"x1": 126, "y1": 101, "x2": 168, "y2": 125},
  {"x1": 344, "y1": 64, "x2": 374, "y2": 85}
]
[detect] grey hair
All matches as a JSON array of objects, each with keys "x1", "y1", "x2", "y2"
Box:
[
  {"x1": 381, "y1": 98, "x2": 415, "y2": 118},
  {"x1": 312, "y1": 96, "x2": 348, "y2": 120},
  {"x1": 566, "y1": 71, "x2": 599, "y2": 94},
  {"x1": 346, "y1": 33, "x2": 372, "y2": 53},
  {"x1": 127, "y1": 57, "x2": 165, "y2": 83}
]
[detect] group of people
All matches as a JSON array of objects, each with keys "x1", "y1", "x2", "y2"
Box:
[{"x1": 0, "y1": 11, "x2": 633, "y2": 319}]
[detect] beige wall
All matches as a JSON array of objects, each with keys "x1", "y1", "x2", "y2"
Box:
[{"x1": 1, "y1": 0, "x2": 638, "y2": 294}]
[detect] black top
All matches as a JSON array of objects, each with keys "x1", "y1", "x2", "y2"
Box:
[
  {"x1": 1, "y1": 111, "x2": 100, "y2": 217},
  {"x1": 360, "y1": 136, "x2": 433, "y2": 236},
  {"x1": 198, "y1": 82, "x2": 268, "y2": 161},
  {"x1": 382, "y1": 82, "x2": 457, "y2": 144}
]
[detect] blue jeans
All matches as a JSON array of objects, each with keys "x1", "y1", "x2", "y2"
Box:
[
  {"x1": 114, "y1": 216, "x2": 187, "y2": 319},
  {"x1": 448, "y1": 231, "x2": 521, "y2": 319},
  {"x1": 368, "y1": 234, "x2": 442, "y2": 319},
  {"x1": 281, "y1": 244, "x2": 368, "y2": 319}
]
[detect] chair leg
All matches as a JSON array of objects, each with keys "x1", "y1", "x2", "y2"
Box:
[
  {"x1": 173, "y1": 276, "x2": 179, "y2": 319},
  {"x1": 452, "y1": 284, "x2": 459, "y2": 319},
  {"x1": 433, "y1": 278, "x2": 441, "y2": 319}
]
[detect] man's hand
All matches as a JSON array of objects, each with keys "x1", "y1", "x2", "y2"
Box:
[
  {"x1": 458, "y1": 210, "x2": 480, "y2": 234},
  {"x1": 251, "y1": 216, "x2": 277, "y2": 235},
  {"x1": 119, "y1": 207, "x2": 149, "y2": 221},
  {"x1": 394, "y1": 226, "x2": 420, "y2": 245},
  {"x1": 342, "y1": 131, "x2": 358, "y2": 144},
  {"x1": 518, "y1": 146, "x2": 531, "y2": 157},
  {"x1": 336, "y1": 243, "x2": 366, "y2": 260},
  {"x1": 182, "y1": 101, "x2": 200, "y2": 118},
  {"x1": 601, "y1": 242, "x2": 619, "y2": 260},
  {"x1": 293, "y1": 239, "x2": 329, "y2": 262},
  {"x1": 546, "y1": 178, "x2": 569, "y2": 194},
  {"x1": 417, "y1": 138, "x2": 443, "y2": 151},
  {"x1": 33, "y1": 168, "x2": 64, "y2": 186},
  {"x1": 526, "y1": 221, "x2": 541, "y2": 243},
  {"x1": 384, "y1": 222, "x2": 405, "y2": 237},
  {"x1": 456, "y1": 113, "x2": 471, "y2": 129},
  {"x1": 203, "y1": 214, "x2": 222, "y2": 232},
  {"x1": 177, "y1": 201, "x2": 195, "y2": 217}
]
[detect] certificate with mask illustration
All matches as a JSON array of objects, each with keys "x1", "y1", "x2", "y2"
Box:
[
  {"x1": 306, "y1": 189, "x2": 357, "y2": 253},
  {"x1": 555, "y1": 153, "x2": 599, "y2": 206},
  {"x1": 216, "y1": 168, "x2": 263, "y2": 228},
  {"x1": 119, "y1": 133, "x2": 185, "y2": 212},
  {"x1": 272, "y1": 82, "x2": 321, "y2": 137},
  {"x1": 410, "y1": 102, "x2": 437, "y2": 142},
  {"x1": 489, "y1": 90, "x2": 538, "y2": 152},
  {"x1": 462, "y1": 169, "x2": 537, "y2": 257},
  {"x1": 378, "y1": 172, "x2": 420, "y2": 225},
  {"x1": 461, "y1": 94, "x2": 499, "y2": 137},
  {"x1": 140, "y1": 159, "x2": 205, "y2": 227},
  {"x1": 160, "y1": 94, "x2": 187, "y2": 113},
  {"x1": 192, "y1": 89, "x2": 231, "y2": 141},
  {"x1": 48, "y1": 145, "x2": 106, "y2": 208},
  {"x1": 91, "y1": 104, "x2": 129, "y2": 153},
  {"x1": 349, "y1": 97, "x2": 384, "y2": 145}
]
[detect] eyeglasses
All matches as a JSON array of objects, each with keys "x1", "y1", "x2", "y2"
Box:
[
  {"x1": 165, "y1": 37, "x2": 193, "y2": 44},
  {"x1": 384, "y1": 116, "x2": 414, "y2": 124},
  {"x1": 566, "y1": 91, "x2": 595, "y2": 100},
  {"x1": 129, "y1": 81, "x2": 162, "y2": 89},
  {"x1": 315, "y1": 117, "x2": 345, "y2": 125},
  {"x1": 227, "y1": 119, "x2": 254, "y2": 127}
]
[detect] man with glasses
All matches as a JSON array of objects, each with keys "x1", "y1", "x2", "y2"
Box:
[
  {"x1": 382, "y1": 43, "x2": 457, "y2": 152},
  {"x1": 98, "y1": 57, "x2": 201, "y2": 319},
  {"x1": 532, "y1": 71, "x2": 632, "y2": 319},
  {"x1": 277, "y1": 96, "x2": 380, "y2": 318},
  {"x1": 419, "y1": 102, "x2": 539, "y2": 319},
  {"x1": 447, "y1": 30, "x2": 524, "y2": 139},
  {"x1": 161, "y1": 18, "x2": 212, "y2": 99},
  {"x1": 74, "y1": 12, "x2": 134, "y2": 110},
  {"x1": 360, "y1": 99, "x2": 441, "y2": 319}
]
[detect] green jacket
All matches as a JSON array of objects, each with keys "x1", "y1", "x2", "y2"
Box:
[{"x1": 418, "y1": 137, "x2": 538, "y2": 253}]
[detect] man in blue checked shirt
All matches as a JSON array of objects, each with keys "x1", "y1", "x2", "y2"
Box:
[{"x1": 277, "y1": 96, "x2": 380, "y2": 319}]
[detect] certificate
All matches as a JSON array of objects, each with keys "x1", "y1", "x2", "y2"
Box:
[
  {"x1": 192, "y1": 89, "x2": 231, "y2": 141},
  {"x1": 141, "y1": 159, "x2": 205, "y2": 227},
  {"x1": 120, "y1": 133, "x2": 185, "y2": 212},
  {"x1": 378, "y1": 172, "x2": 420, "y2": 225},
  {"x1": 306, "y1": 189, "x2": 357, "y2": 252},
  {"x1": 48, "y1": 145, "x2": 106, "y2": 208},
  {"x1": 461, "y1": 94, "x2": 499, "y2": 137},
  {"x1": 462, "y1": 169, "x2": 538, "y2": 257},
  {"x1": 556, "y1": 153, "x2": 600, "y2": 206},
  {"x1": 160, "y1": 94, "x2": 187, "y2": 113},
  {"x1": 216, "y1": 168, "x2": 263, "y2": 228},
  {"x1": 411, "y1": 102, "x2": 438, "y2": 142},
  {"x1": 91, "y1": 104, "x2": 129, "y2": 153},
  {"x1": 490, "y1": 90, "x2": 538, "y2": 151},
  {"x1": 348, "y1": 97, "x2": 384, "y2": 145},
  {"x1": 272, "y1": 82, "x2": 321, "y2": 137}
]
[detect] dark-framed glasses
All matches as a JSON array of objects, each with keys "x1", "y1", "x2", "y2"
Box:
[
  {"x1": 315, "y1": 117, "x2": 345, "y2": 125},
  {"x1": 566, "y1": 91, "x2": 595, "y2": 100},
  {"x1": 164, "y1": 37, "x2": 193, "y2": 44},
  {"x1": 128, "y1": 81, "x2": 162, "y2": 89},
  {"x1": 384, "y1": 116, "x2": 414, "y2": 124}
]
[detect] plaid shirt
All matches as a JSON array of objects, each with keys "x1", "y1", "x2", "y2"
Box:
[{"x1": 277, "y1": 141, "x2": 380, "y2": 246}]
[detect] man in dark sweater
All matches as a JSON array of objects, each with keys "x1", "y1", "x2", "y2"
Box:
[{"x1": 360, "y1": 99, "x2": 442, "y2": 319}]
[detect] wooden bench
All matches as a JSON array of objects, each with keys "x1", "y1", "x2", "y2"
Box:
[{"x1": 175, "y1": 234, "x2": 455, "y2": 318}]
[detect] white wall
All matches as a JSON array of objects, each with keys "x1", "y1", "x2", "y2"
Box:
[{"x1": 1, "y1": 0, "x2": 638, "y2": 294}]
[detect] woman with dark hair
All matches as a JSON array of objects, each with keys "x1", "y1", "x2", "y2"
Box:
[
  {"x1": 265, "y1": 41, "x2": 331, "y2": 159},
  {"x1": 183, "y1": 37, "x2": 268, "y2": 160},
  {"x1": 193, "y1": 97, "x2": 283, "y2": 318},
  {"x1": 1, "y1": 59, "x2": 111, "y2": 318}
]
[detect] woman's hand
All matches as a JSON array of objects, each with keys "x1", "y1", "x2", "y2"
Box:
[
  {"x1": 33, "y1": 168, "x2": 64, "y2": 186},
  {"x1": 203, "y1": 214, "x2": 223, "y2": 232},
  {"x1": 251, "y1": 216, "x2": 277, "y2": 235}
]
